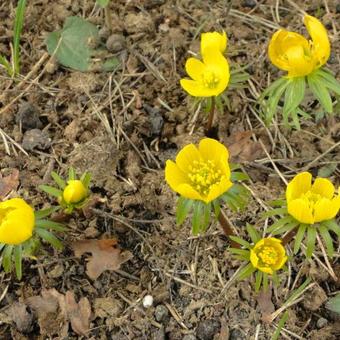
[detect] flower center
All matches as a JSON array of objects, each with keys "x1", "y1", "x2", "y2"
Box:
[
  {"x1": 257, "y1": 246, "x2": 278, "y2": 265},
  {"x1": 302, "y1": 191, "x2": 322, "y2": 213},
  {"x1": 202, "y1": 70, "x2": 219, "y2": 89},
  {"x1": 188, "y1": 159, "x2": 224, "y2": 196}
]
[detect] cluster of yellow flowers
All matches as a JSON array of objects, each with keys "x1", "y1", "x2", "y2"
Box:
[{"x1": 165, "y1": 138, "x2": 340, "y2": 285}]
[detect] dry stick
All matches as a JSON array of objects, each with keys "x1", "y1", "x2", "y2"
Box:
[
  {"x1": 282, "y1": 227, "x2": 297, "y2": 246},
  {"x1": 218, "y1": 210, "x2": 240, "y2": 248},
  {"x1": 205, "y1": 96, "x2": 215, "y2": 135}
]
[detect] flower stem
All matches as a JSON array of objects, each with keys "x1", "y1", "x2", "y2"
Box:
[
  {"x1": 282, "y1": 228, "x2": 297, "y2": 246},
  {"x1": 218, "y1": 210, "x2": 240, "y2": 248},
  {"x1": 205, "y1": 96, "x2": 215, "y2": 135}
]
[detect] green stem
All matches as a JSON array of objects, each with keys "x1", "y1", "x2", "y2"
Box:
[
  {"x1": 205, "y1": 96, "x2": 215, "y2": 134},
  {"x1": 218, "y1": 210, "x2": 240, "y2": 248}
]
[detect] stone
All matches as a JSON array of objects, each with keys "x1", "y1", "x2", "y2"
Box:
[
  {"x1": 196, "y1": 319, "x2": 220, "y2": 340},
  {"x1": 154, "y1": 304, "x2": 169, "y2": 323}
]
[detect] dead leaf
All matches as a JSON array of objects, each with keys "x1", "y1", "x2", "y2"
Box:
[
  {"x1": 27, "y1": 288, "x2": 92, "y2": 337},
  {"x1": 7, "y1": 302, "x2": 33, "y2": 333},
  {"x1": 0, "y1": 169, "x2": 19, "y2": 199},
  {"x1": 65, "y1": 291, "x2": 91, "y2": 336},
  {"x1": 257, "y1": 290, "x2": 275, "y2": 323},
  {"x1": 225, "y1": 131, "x2": 264, "y2": 163},
  {"x1": 27, "y1": 289, "x2": 68, "y2": 337},
  {"x1": 72, "y1": 239, "x2": 133, "y2": 280}
]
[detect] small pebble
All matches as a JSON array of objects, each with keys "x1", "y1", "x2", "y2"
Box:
[
  {"x1": 196, "y1": 319, "x2": 220, "y2": 340},
  {"x1": 16, "y1": 102, "x2": 42, "y2": 131},
  {"x1": 154, "y1": 304, "x2": 169, "y2": 322},
  {"x1": 242, "y1": 0, "x2": 256, "y2": 8},
  {"x1": 106, "y1": 34, "x2": 125, "y2": 53},
  {"x1": 316, "y1": 317, "x2": 328, "y2": 329},
  {"x1": 143, "y1": 295, "x2": 154, "y2": 308}
]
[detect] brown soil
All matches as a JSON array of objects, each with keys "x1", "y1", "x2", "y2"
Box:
[{"x1": 0, "y1": 0, "x2": 340, "y2": 339}]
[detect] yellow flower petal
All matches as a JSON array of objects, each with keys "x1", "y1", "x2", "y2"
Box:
[
  {"x1": 272, "y1": 255, "x2": 288, "y2": 270},
  {"x1": 314, "y1": 197, "x2": 340, "y2": 222},
  {"x1": 201, "y1": 31, "x2": 227, "y2": 55},
  {"x1": 206, "y1": 178, "x2": 233, "y2": 203},
  {"x1": 257, "y1": 265, "x2": 274, "y2": 275},
  {"x1": 185, "y1": 58, "x2": 205, "y2": 81},
  {"x1": 180, "y1": 79, "x2": 218, "y2": 97},
  {"x1": 176, "y1": 183, "x2": 203, "y2": 201},
  {"x1": 175, "y1": 143, "x2": 201, "y2": 173},
  {"x1": 287, "y1": 198, "x2": 314, "y2": 224},
  {"x1": 304, "y1": 14, "x2": 330, "y2": 67},
  {"x1": 165, "y1": 160, "x2": 188, "y2": 193},
  {"x1": 311, "y1": 178, "x2": 334, "y2": 199},
  {"x1": 285, "y1": 45, "x2": 315, "y2": 77},
  {"x1": 0, "y1": 198, "x2": 35, "y2": 245},
  {"x1": 198, "y1": 138, "x2": 229, "y2": 164},
  {"x1": 286, "y1": 172, "x2": 312, "y2": 202},
  {"x1": 250, "y1": 249, "x2": 259, "y2": 267}
]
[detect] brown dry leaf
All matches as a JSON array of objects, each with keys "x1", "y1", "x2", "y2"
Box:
[
  {"x1": 72, "y1": 239, "x2": 133, "y2": 280},
  {"x1": 27, "y1": 289, "x2": 92, "y2": 337},
  {"x1": 257, "y1": 290, "x2": 275, "y2": 323},
  {"x1": 26, "y1": 289, "x2": 68, "y2": 337},
  {"x1": 7, "y1": 302, "x2": 33, "y2": 333},
  {"x1": 225, "y1": 131, "x2": 264, "y2": 163},
  {"x1": 65, "y1": 291, "x2": 91, "y2": 336},
  {"x1": 0, "y1": 169, "x2": 19, "y2": 199}
]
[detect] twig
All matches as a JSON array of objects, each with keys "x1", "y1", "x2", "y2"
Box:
[{"x1": 218, "y1": 210, "x2": 240, "y2": 248}]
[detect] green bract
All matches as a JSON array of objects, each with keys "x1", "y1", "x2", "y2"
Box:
[{"x1": 260, "y1": 68, "x2": 340, "y2": 129}]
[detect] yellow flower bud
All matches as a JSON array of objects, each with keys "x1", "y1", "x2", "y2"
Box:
[
  {"x1": 63, "y1": 180, "x2": 87, "y2": 204},
  {"x1": 268, "y1": 15, "x2": 330, "y2": 77},
  {"x1": 286, "y1": 172, "x2": 340, "y2": 224},
  {"x1": 0, "y1": 198, "x2": 35, "y2": 245},
  {"x1": 250, "y1": 238, "x2": 287, "y2": 274}
]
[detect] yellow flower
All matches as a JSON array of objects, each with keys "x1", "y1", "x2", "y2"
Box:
[
  {"x1": 250, "y1": 238, "x2": 287, "y2": 274},
  {"x1": 63, "y1": 180, "x2": 87, "y2": 204},
  {"x1": 180, "y1": 48, "x2": 230, "y2": 97},
  {"x1": 268, "y1": 15, "x2": 330, "y2": 77},
  {"x1": 286, "y1": 172, "x2": 340, "y2": 224},
  {"x1": 165, "y1": 138, "x2": 233, "y2": 204},
  {"x1": 201, "y1": 31, "x2": 227, "y2": 55},
  {"x1": 0, "y1": 198, "x2": 35, "y2": 245}
]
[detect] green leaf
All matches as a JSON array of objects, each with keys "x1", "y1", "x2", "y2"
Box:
[
  {"x1": 255, "y1": 271, "x2": 263, "y2": 292},
  {"x1": 262, "y1": 273, "x2": 268, "y2": 291},
  {"x1": 201, "y1": 203, "x2": 211, "y2": 233},
  {"x1": 306, "y1": 225, "x2": 317, "y2": 258},
  {"x1": 2, "y1": 245, "x2": 13, "y2": 273},
  {"x1": 317, "y1": 163, "x2": 337, "y2": 178},
  {"x1": 230, "y1": 171, "x2": 250, "y2": 182},
  {"x1": 282, "y1": 77, "x2": 305, "y2": 121},
  {"x1": 39, "y1": 185, "x2": 63, "y2": 198},
  {"x1": 35, "y1": 219, "x2": 66, "y2": 232},
  {"x1": 46, "y1": 16, "x2": 99, "y2": 72},
  {"x1": 80, "y1": 172, "x2": 92, "y2": 189},
  {"x1": 192, "y1": 201, "x2": 203, "y2": 236},
  {"x1": 308, "y1": 74, "x2": 333, "y2": 113},
  {"x1": 319, "y1": 224, "x2": 334, "y2": 258},
  {"x1": 51, "y1": 171, "x2": 66, "y2": 189},
  {"x1": 286, "y1": 278, "x2": 311, "y2": 304},
  {"x1": 268, "y1": 199, "x2": 286, "y2": 207},
  {"x1": 68, "y1": 167, "x2": 76, "y2": 180},
  {"x1": 246, "y1": 224, "x2": 261, "y2": 243},
  {"x1": 294, "y1": 223, "x2": 307, "y2": 254},
  {"x1": 229, "y1": 236, "x2": 251, "y2": 249},
  {"x1": 0, "y1": 243, "x2": 5, "y2": 252},
  {"x1": 14, "y1": 245, "x2": 23, "y2": 280},
  {"x1": 271, "y1": 221, "x2": 299, "y2": 236},
  {"x1": 34, "y1": 207, "x2": 58, "y2": 220},
  {"x1": 229, "y1": 248, "x2": 250, "y2": 259},
  {"x1": 176, "y1": 197, "x2": 193, "y2": 225},
  {"x1": 322, "y1": 219, "x2": 340, "y2": 237},
  {"x1": 22, "y1": 238, "x2": 41, "y2": 257},
  {"x1": 315, "y1": 69, "x2": 340, "y2": 95},
  {"x1": 102, "y1": 57, "x2": 120, "y2": 72},
  {"x1": 272, "y1": 311, "x2": 289, "y2": 340},
  {"x1": 262, "y1": 208, "x2": 288, "y2": 219},
  {"x1": 212, "y1": 199, "x2": 221, "y2": 218},
  {"x1": 272, "y1": 271, "x2": 279, "y2": 286},
  {"x1": 96, "y1": 0, "x2": 110, "y2": 7},
  {"x1": 237, "y1": 263, "x2": 256, "y2": 280},
  {"x1": 267, "y1": 216, "x2": 295, "y2": 233},
  {"x1": 35, "y1": 228, "x2": 63, "y2": 250},
  {"x1": 326, "y1": 294, "x2": 340, "y2": 314},
  {"x1": 13, "y1": 0, "x2": 27, "y2": 75},
  {"x1": 0, "y1": 55, "x2": 12, "y2": 75}
]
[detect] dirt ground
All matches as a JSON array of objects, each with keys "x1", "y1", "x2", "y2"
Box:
[{"x1": 0, "y1": 0, "x2": 340, "y2": 339}]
